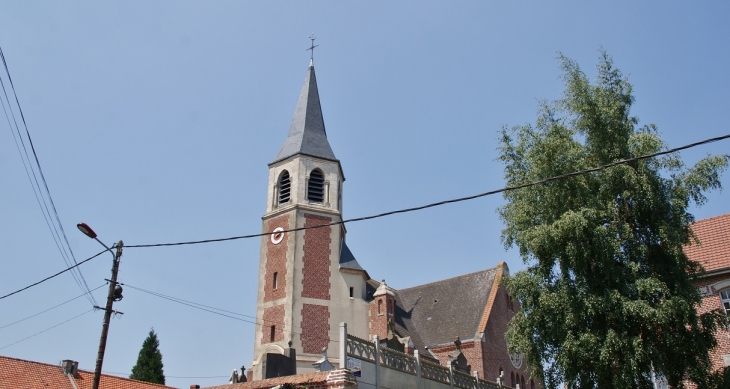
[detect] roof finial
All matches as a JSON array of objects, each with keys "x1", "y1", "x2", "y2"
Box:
[{"x1": 307, "y1": 33, "x2": 318, "y2": 63}]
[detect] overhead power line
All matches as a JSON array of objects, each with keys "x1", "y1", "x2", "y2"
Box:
[
  {"x1": 0, "y1": 249, "x2": 107, "y2": 301},
  {"x1": 0, "y1": 284, "x2": 105, "y2": 330},
  {"x1": 125, "y1": 133, "x2": 730, "y2": 249},
  {"x1": 0, "y1": 309, "x2": 94, "y2": 351},
  {"x1": 0, "y1": 45, "x2": 97, "y2": 306},
  {"x1": 125, "y1": 282, "x2": 341, "y2": 344},
  {"x1": 124, "y1": 283, "x2": 315, "y2": 332},
  {"x1": 123, "y1": 283, "x2": 260, "y2": 323},
  {"x1": 1, "y1": 133, "x2": 728, "y2": 301}
]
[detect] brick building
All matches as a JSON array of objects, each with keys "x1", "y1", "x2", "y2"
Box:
[
  {"x1": 249, "y1": 60, "x2": 534, "y2": 386},
  {"x1": 684, "y1": 212, "x2": 730, "y2": 372}
]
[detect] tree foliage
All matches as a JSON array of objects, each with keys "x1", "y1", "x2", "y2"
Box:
[
  {"x1": 130, "y1": 329, "x2": 166, "y2": 385},
  {"x1": 499, "y1": 51, "x2": 729, "y2": 389}
]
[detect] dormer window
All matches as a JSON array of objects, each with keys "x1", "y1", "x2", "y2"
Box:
[
  {"x1": 278, "y1": 171, "x2": 291, "y2": 205},
  {"x1": 308, "y1": 169, "x2": 324, "y2": 203}
]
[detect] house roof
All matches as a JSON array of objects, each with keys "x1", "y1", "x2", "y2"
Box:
[
  {"x1": 202, "y1": 370, "x2": 328, "y2": 389},
  {"x1": 74, "y1": 369, "x2": 176, "y2": 389},
  {"x1": 270, "y1": 62, "x2": 337, "y2": 165},
  {"x1": 0, "y1": 355, "x2": 178, "y2": 389},
  {"x1": 684, "y1": 212, "x2": 730, "y2": 273},
  {"x1": 391, "y1": 268, "x2": 499, "y2": 355}
]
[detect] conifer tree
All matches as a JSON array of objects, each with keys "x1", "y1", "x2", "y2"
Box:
[
  {"x1": 130, "y1": 329, "x2": 166, "y2": 385},
  {"x1": 499, "y1": 51, "x2": 729, "y2": 388}
]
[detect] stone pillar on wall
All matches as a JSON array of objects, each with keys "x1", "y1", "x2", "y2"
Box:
[
  {"x1": 339, "y1": 322, "x2": 348, "y2": 369},
  {"x1": 325, "y1": 368, "x2": 358, "y2": 389}
]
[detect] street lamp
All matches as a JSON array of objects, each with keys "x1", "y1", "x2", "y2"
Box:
[{"x1": 77, "y1": 222, "x2": 124, "y2": 389}]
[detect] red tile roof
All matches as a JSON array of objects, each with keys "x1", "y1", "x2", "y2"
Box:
[
  {"x1": 684, "y1": 212, "x2": 730, "y2": 273},
  {"x1": 75, "y1": 369, "x2": 177, "y2": 389},
  {"x1": 0, "y1": 355, "x2": 74, "y2": 389},
  {"x1": 0, "y1": 355, "x2": 178, "y2": 389},
  {"x1": 202, "y1": 371, "x2": 329, "y2": 389}
]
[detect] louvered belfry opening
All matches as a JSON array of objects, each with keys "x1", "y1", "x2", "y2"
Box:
[
  {"x1": 278, "y1": 171, "x2": 291, "y2": 205},
  {"x1": 308, "y1": 169, "x2": 325, "y2": 203}
]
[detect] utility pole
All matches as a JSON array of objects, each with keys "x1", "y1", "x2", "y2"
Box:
[{"x1": 92, "y1": 240, "x2": 124, "y2": 389}]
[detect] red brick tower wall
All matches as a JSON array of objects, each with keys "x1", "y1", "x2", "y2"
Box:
[
  {"x1": 264, "y1": 214, "x2": 290, "y2": 303},
  {"x1": 301, "y1": 303, "x2": 331, "y2": 354},
  {"x1": 261, "y1": 305, "x2": 285, "y2": 344},
  {"x1": 301, "y1": 213, "x2": 332, "y2": 300},
  {"x1": 299, "y1": 213, "x2": 333, "y2": 354}
]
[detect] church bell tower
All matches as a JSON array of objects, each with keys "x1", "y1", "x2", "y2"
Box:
[{"x1": 250, "y1": 61, "x2": 370, "y2": 380}]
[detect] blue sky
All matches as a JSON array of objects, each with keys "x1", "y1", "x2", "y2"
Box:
[{"x1": 1, "y1": 2, "x2": 728, "y2": 387}]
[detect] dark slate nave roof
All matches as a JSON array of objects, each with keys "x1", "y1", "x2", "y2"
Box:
[
  {"x1": 340, "y1": 241, "x2": 366, "y2": 273},
  {"x1": 392, "y1": 268, "x2": 498, "y2": 356},
  {"x1": 271, "y1": 62, "x2": 337, "y2": 165}
]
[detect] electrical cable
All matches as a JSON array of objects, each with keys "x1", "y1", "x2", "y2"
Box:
[
  {"x1": 125, "y1": 133, "x2": 730, "y2": 249},
  {"x1": 123, "y1": 283, "x2": 313, "y2": 332},
  {"x1": 125, "y1": 283, "x2": 340, "y2": 344},
  {"x1": 0, "y1": 79, "x2": 92, "y2": 305},
  {"x1": 0, "y1": 249, "x2": 107, "y2": 300},
  {"x1": 0, "y1": 284, "x2": 106, "y2": 330},
  {"x1": 1, "y1": 133, "x2": 728, "y2": 301},
  {"x1": 124, "y1": 283, "x2": 258, "y2": 325},
  {"x1": 123, "y1": 283, "x2": 260, "y2": 321},
  {"x1": 0, "y1": 309, "x2": 94, "y2": 350},
  {"x1": 0, "y1": 46, "x2": 97, "y2": 306}
]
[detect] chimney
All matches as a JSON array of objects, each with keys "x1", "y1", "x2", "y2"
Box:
[{"x1": 61, "y1": 360, "x2": 78, "y2": 377}]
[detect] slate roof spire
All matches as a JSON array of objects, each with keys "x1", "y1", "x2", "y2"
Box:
[{"x1": 271, "y1": 61, "x2": 337, "y2": 164}]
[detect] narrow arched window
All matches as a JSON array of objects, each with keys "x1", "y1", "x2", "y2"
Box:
[
  {"x1": 378, "y1": 299, "x2": 383, "y2": 315},
  {"x1": 278, "y1": 171, "x2": 290, "y2": 205},
  {"x1": 273, "y1": 272, "x2": 278, "y2": 289},
  {"x1": 270, "y1": 325, "x2": 276, "y2": 342},
  {"x1": 308, "y1": 169, "x2": 324, "y2": 203}
]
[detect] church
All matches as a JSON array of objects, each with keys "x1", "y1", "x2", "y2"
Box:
[{"x1": 246, "y1": 60, "x2": 534, "y2": 388}]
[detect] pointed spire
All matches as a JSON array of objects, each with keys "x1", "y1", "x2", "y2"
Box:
[{"x1": 271, "y1": 63, "x2": 337, "y2": 164}]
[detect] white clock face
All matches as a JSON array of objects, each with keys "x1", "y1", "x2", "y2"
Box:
[{"x1": 271, "y1": 227, "x2": 285, "y2": 244}]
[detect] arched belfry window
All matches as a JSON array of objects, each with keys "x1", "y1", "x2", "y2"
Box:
[
  {"x1": 278, "y1": 171, "x2": 291, "y2": 205},
  {"x1": 308, "y1": 169, "x2": 325, "y2": 203}
]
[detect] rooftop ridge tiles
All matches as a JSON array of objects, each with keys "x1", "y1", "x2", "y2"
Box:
[{"x1": 397, "y1": 267, "x2": 498, "y2": 292}]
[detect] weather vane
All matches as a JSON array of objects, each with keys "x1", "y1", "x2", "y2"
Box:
[{"x1": 307, "y1": 33, "x2": 318, "y2": 61}]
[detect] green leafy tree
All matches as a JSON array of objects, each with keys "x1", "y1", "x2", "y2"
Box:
[
  {"x1": 130, "y1": 329, "x2": 166, "y2": 385},
  {"x1": 499, "y1": 51, "x2": 729, "y2": 389}
]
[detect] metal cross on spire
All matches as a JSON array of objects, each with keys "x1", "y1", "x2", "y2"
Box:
[{"x1": 307, "y1": 33, "x2": 318, "y2": 61}]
